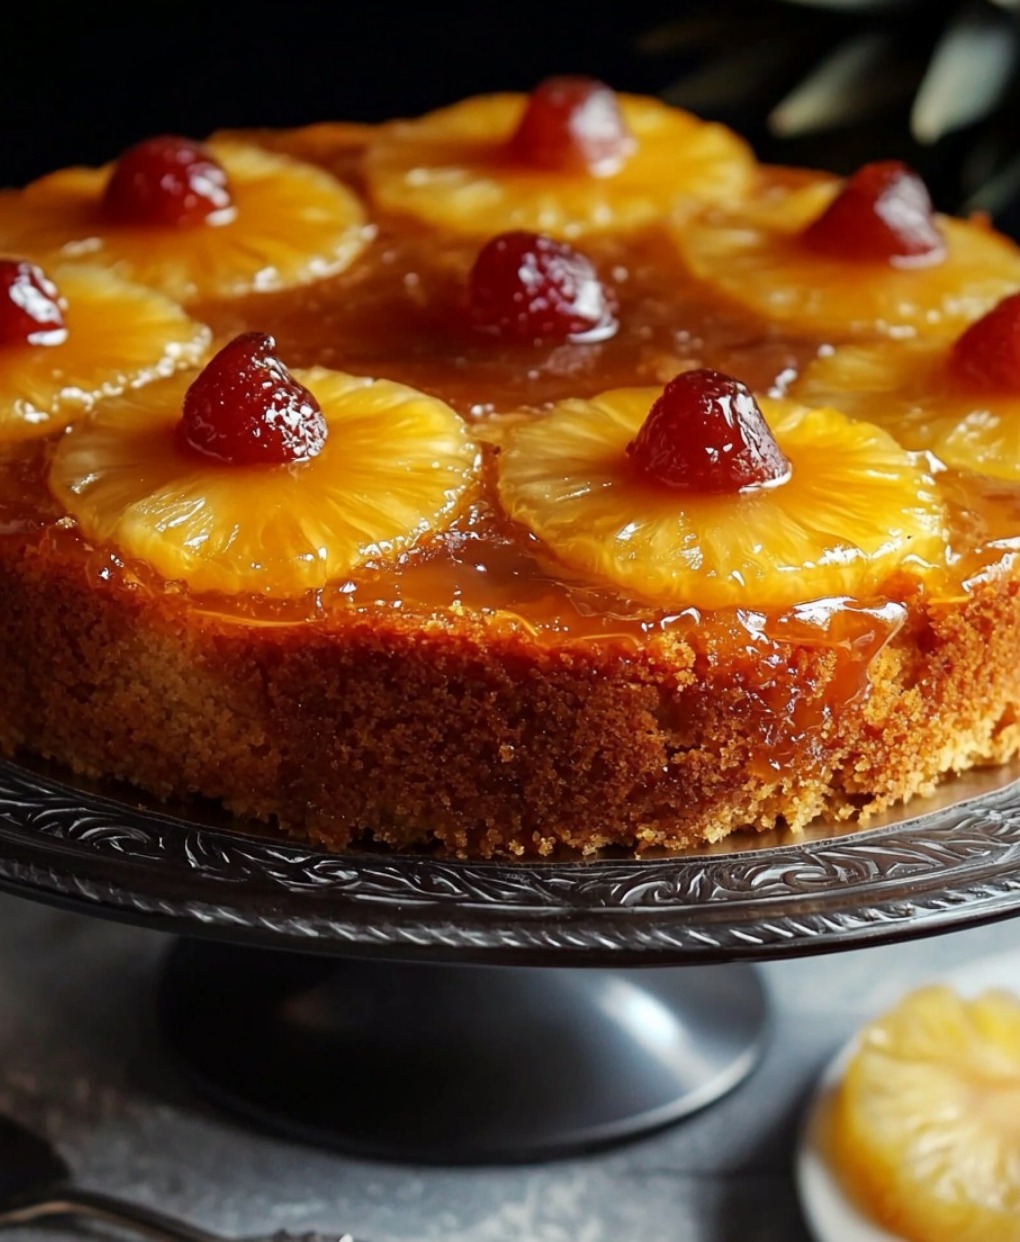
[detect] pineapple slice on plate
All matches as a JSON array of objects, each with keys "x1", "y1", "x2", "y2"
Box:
[
  {"x1": 829, "y1": 984, "x2": 1020, "y2": 1242},
  {"x1": 48, "y1": 336, "x2": 480, "y2": 598},
  {"x1": 0, "y1": 137, "x2": 371, "y2": 305},
  {"x1": 364, "y1": 78, "x2": 755, "y2": 240},
  {"x1": 0, "y1": 262, "x2": 210, "y2": 442},
  {"x1": 795, "y1": 292, "x2": 1020, "y2": 480},
  {"x1": 672, "y1": 166, "x2": 1020, "y2": 340},
  {"x1": 497, "y1": 372, "x2": 945, "y2": 611}
]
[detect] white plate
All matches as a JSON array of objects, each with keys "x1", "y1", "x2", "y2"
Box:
[{"x1": 795, "y1": 946, "x2": 1020, "y2": 1242}]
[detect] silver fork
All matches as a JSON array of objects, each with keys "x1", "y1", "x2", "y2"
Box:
[
  {"x1": 0, "y1": 1111, "x2": 358, "y2": 1242},
  {"x1": 0, "y1": 1192, "x2": 355, "y2": 1242}
]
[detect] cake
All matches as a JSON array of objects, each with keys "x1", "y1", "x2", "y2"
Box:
[{"x1": 2, "y1": 78, "x2": 1020, "y2": 859}]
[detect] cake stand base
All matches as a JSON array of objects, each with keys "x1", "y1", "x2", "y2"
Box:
[{"x1": 156, "y1": 940, "x2": 769, "y2": 1164}]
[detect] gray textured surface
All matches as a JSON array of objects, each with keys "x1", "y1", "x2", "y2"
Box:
[{"x1": 0, "y1": 894, "x2": 1018, "y2": 1241}]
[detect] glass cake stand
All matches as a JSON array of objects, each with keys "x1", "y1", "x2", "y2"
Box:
[{"x1": 2, "y1": 753, "x2": 1020, "y2": 1164}]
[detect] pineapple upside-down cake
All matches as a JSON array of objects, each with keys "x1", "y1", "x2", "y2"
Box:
[{"x1": 3, "y1": 80, "x2": 1020, "y2": 858}]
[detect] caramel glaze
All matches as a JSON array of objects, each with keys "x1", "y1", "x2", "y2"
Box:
[{"x1": 3, "y1": 130, "x2": 1020, "y2": 852}]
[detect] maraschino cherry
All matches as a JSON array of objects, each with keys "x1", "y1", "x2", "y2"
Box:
[
  {"x1": 950, "y1": 293, "x2": 1020, "y2": 391},
  {"x1": 628, "y1": 368, "x2": 791, "y2": 492},
  {"x1": 102, "y1": 135, "x2": 233, "y2": 228},
  {"x1": 178, "y1": 332, "x2": 327, "y2": 465},
  {"x1": 802, "y1": 161, "x2": 945, "y2": 267},
  {"x1": 0, "y1": 259, "x2": 67, "y2": 347},
  {"x1": 508, "y1": 76, "x2": 634, "y2": 176},
  {"x1": 467, "y1": 230, "x2": 618, "y2": 343}
]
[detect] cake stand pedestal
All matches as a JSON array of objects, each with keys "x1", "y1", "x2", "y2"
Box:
[
  {"x1": 3, "y1": 755, "x2": 1020, "y2": 1163},
  {"x1": 158, "y1": 943, "x2": 766, "y2": 1161}
]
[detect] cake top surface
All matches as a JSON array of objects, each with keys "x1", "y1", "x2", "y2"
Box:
[{"x1": 0, "y1": 77, "x2": 1019, "y2": 648}]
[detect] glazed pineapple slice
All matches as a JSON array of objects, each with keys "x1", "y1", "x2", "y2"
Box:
[
  {"x1": 830, "y1": 985, "x2": 1020, "y2": 1242},
  {"x1": 48, "y1": 333, "x2": 479, "y2": 597},
  {"x1": 365, "y1": 77, "x2": 754, "y2": 239},
  {"x1": 0, "y1": 136, "x2": 370, "y2": 305},
  {"x1": 211, "y1": 121, "x2": 377, "y2": 182},
  {"x1": 673, "y1": 162, "x2": 1020, "y2": 339},
  {"x1": 0, "y1": 260, "x2": 210, "y2": 442},
  {"x1": 796, "y1": 292, "x2": 1020, "y2": 480},
  {"x1": 497, "y1": 369, "x2": 945, "y2": 610},
  {"x1": 213, "y1": 121, "x2": 377, "y2": 163}
]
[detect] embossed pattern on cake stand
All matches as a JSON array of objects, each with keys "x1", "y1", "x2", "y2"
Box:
[{"x1": 2, "y1": 755, "x2": 1020, "y2": 963}]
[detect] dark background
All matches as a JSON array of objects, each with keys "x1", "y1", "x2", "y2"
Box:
[
  {"x1": 4, "y1": 5, "x2": 681, "y2": 183},
  {"x1": 4, "y1": 3, "x2": 1017, "y2": 231}
]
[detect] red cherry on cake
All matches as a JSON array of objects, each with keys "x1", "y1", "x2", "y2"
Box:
[
  {"x1": 102, "y1": 135, "x2": 233, "y2": 228},
  {"x1": 0, "y1": 258, "x2": 67, "y2": 347},
  {"x1": 801, "y1": 161, "x2": 945, "y2": 267},
  {"x1": 508, "y1": 76, "x2": 634, "y2": 175},
  {"x1": 178, "y1": 331, "x2": 327, "y2": 465},
  {"x1": 467, "y1": 230, "x2": 618, "y2": 344},
  {"x1": 627, "y1": 368, "x2": 791, "y2": 492},
  {"x1": 950, "y1": 293, "x2": 1020, "y2": 391}
]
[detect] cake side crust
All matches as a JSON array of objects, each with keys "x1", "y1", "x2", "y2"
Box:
[{"x1": 2, "y1": 536, "x2": 1018, "y2": 858}]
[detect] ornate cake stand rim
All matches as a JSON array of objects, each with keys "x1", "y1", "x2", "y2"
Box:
[{"x1": 3, "y1": 755, "x2": 1020, "y2": 962}]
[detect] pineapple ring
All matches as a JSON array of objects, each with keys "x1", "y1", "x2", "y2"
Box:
[
  {"x1": 497, "y1": 388, "x2": 945, "y2": 610},
  {"x1": 830, "y1": 985, "x2": 1020, "y2": 1242},
  {"x1": 672, "y1": 178, "x2": 1020, "y2": 339},
  {"x1": 364, "y1": 92, "x2": 755, "y2": 239},
  {"x1": 49, "y1": 368, "x2": 480, "y2": 598},
  {"x1": 796, "y1": 341, "x2": 1020, "y2": 481},
  {"x1": 0, "y1": 140, "x2": 371, "y2": 305},
  {"x1": 0, "y1": 264, "x2": 210, "y2": 443},
  {"x1": 212, "y1": 121, "x2": 377, "y2": 174}
]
